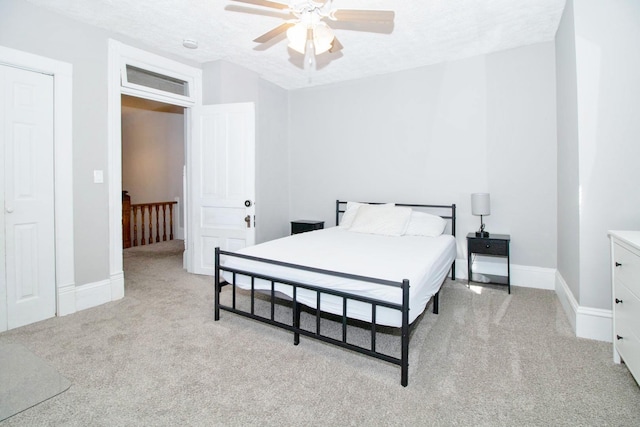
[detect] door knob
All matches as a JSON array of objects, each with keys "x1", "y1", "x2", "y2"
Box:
[
  {"x1": 5, "y1": 207, "x2": 14, "y2": 213},
  {"x1": 244, "y1": 215, "x2": 251, "y2": 228}
]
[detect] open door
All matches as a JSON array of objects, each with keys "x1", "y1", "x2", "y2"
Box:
[{"x1": 189, "y1": 102, "x2": 255, "y2": 275}]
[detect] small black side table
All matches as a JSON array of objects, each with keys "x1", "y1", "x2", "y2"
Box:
[
  {"x1": 467, "y1": 233, "x2": 511, "y2": 293},
  {"x1": 291, "y1": 220, "x2": 324, "y2": 235}
]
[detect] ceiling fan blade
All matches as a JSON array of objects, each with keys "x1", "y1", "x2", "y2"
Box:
[
  {"x1": 230, "y1": 0, "x2": 289, "y2": 10},
  {"x1": 253, "y1": 22, "x2": 295, "y2": 43},
  {"x1": 331, "y1": 9, "x2": 395, "y2": 23},
  {"x1": 329, "y1": 37, "x2": 343, "y2": 53},
  {"x1": 327, "y1": 20, "x2": 394, "y2": 34},
  {"x1": 225, "y1": 5, "x2": 291, "y2": 19}
]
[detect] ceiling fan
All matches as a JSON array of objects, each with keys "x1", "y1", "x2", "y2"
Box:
[{"x1": 227, "y1": 0, "x2": 395, "y2": 70}]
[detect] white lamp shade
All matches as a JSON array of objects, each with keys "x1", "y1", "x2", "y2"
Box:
[{"x1": 471, "y1": 193, "x2": 491, "y2": 216}]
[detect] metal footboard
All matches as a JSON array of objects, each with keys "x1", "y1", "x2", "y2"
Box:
[{"x1": 214, "y1": 248, "x2": 430, "y2": 387}]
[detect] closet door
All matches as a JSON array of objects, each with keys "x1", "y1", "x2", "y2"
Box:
[{"x1": 0, "y1": 64, "x2": 56, "y2": 331}]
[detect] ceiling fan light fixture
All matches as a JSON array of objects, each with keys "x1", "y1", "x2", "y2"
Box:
[
  {"x1": 286, "y1": 21, "x2": 334, "y2": 55},
  {"x1": 228, "y1": 0, "x2": 395, "y2": 73}
]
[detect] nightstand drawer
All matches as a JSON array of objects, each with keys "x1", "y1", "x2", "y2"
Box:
[
  {"x1": 468, "y1": 239, "x2": 508, "y2": 256},
  {"x1": 291, "y1": 220, "x2": 324, "y2": 235}
]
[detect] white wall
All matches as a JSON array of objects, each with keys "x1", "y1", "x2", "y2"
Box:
[
  {"x1": 288, "y1": 42, "x2": 558, "y2": 273},
  {"x1": 202, "y1": 61, "x2": 290, "y2": 243},
  {"x1": 573, "y1": 0, "x2": 640, "y2": 309},
  {"x1": 554, "y1": 0, "x2": 640, "y2": 341},
  {"x1": 555, "y1": 0, "x2": 581, "y2": 303},
  {"x1": 485, "y1": 43, "x2": 558, "y2": 269}
]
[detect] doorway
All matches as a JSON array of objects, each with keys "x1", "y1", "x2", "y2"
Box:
[
  {"x1": 108, "y1": 41, "x2": 255, "y2": 299},
  {"x1": 121, "y1": 95, "x2": 186, "y2": 252},
  {"x1": 107, "y1": 40, "x2": 200, "y2": 301}
]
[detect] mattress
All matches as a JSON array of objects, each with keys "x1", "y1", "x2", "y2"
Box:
[{"x1": 220, "y1": 227, "x2": 456, "y2": 327}]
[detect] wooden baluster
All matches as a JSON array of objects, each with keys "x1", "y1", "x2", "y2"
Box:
[
  {"x1": 154, "y1": 204, "x2": 160, "y2": 243},
  {"x1": 129, "y1": 201, "x2": 179, "y2": 246},
  {"x1": 148, "y1": 205, "x2": 153, "y2": 245},
  {"x1": 122, "y1": 191, "x2": 131, "y2": 249},
  {"x1": 132, "y1": 205, "x2": 138, "y2": 247},
  {"x1": 141, "y1": 205, "x2": 146, "y2": 246},
  {"x1": 162, "y1": 203, "x2": 168, "y2": 241},
  {"x1": 169, "y1": 203, "x2": 175, "y2": 240}
]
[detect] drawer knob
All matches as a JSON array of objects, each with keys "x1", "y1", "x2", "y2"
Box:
[
  {"x1": 617, "y1": 335, "x2": 624, "y2": 340},
  {"x1": 485, "y1": 244, "x2": 490, "y2": 248},
  {"x1": 616, "y1": 298, "x2": 623, "y2": 304},
  {"x1": 615, "y1": 262, "x2": 622, "y2": 267}
]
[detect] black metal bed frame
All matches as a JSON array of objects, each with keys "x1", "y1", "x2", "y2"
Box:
[{"x1": 214, "y1": 200, "x2": 456, "y2": 387}]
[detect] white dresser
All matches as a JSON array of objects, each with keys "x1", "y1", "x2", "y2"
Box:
[{"x1": 609, "y1": 230, "x2": 640, "y2": 383}]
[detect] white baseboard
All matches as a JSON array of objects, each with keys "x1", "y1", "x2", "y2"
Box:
[
  {"x1": 76, "y1": 279, "x2": 112, "y2": 311},
  {"x1": 111, "y1": 271, "x2": 125, "y2": 301},
  {"x1": 555, "y1": 271, "x2": 612, "y2": 342},
  {"x1": 460, "y1": 258, "x2": 556, "y2": 290},
  {"x1": 576, "y1": 305, "x2": 612, "y2": 342},
  {"x1": 57, "y1": 273, "x2": 125, "y2": 316},
  {"x1": 57, "y1": 283, "x2": 77, "y2": 316},
  {"x1": 554, "y1": 272, "x2": 577, "y2": 332},
  {"x1": 511, "y1": 265, "x2": 556, "y2": 290}
]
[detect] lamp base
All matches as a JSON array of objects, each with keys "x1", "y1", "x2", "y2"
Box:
[{"x1": 475, "y1": 231, "x2": 490, "y2": 238}]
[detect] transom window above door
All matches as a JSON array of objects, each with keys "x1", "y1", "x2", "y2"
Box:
[{"x1": 120, "y1": 60, "x2": 195, "y2": 106}]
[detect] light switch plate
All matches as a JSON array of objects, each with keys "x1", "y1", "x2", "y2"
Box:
[{"x1": 93, "y1": 170, "x2": 104, "y2": 184}]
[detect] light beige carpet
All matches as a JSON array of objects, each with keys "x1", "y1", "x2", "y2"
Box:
[
  {"x1": 0, "y1": 239, "x2": 638, "y2": 426},
  {"x1": 0, "y1": 342, "x2": 71, "y2": 421}
]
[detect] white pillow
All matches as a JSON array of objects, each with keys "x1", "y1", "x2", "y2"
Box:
[
  {"x1": 338, "y1": 201, "x2": 363, "y2": 229},
  {"x1": 348, "y1": 204, "x2": 412, "y2": 236},
  {"x1": 404, "y1": 211, "x2": 447, "y2": 237}
]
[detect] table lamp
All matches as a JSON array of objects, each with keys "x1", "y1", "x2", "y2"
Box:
[{"x1": 471, "y1": 193, "x2": 490, "y2": 237}]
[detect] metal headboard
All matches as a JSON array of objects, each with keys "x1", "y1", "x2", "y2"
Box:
[{"x1": 335, "y1": 200, "x2": 457, "y2": 239}]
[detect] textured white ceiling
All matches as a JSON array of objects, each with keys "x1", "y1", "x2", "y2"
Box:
[{"x1": 24, "y1": 0, "x2": 566, "y2": 90}]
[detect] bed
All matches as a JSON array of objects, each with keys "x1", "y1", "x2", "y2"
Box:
[{"x1": 214, "y1": 200, "x2": 457, "y2": 386}]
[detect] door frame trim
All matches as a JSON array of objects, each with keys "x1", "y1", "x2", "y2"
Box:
[
  {"x1": 0, "y1": 46, "x2": 75, "y2": 324},
  {"x1": 107, "y1": 40, "x2": 202, "y2": 299}
]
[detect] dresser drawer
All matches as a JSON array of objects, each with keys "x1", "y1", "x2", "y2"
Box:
[
  {"x1": 468, "y1": 238, "x2": 508, "y2": 256},
  {"x1": 613, "y1": 243, "x2": 640, "y2": 298},
  {"x1": 614, "y1": 287, "x2": 640, "y2": 381},
  {"x1": 614, "y1": 281, "x2": 640, "y2": 339},
  {"x1": 615, "y1": 327, "x2": 640, "y2": 382}
]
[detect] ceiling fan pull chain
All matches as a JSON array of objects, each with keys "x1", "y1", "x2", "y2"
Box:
[{"x1": 304, "y1": 28, "x2": 317, "y2": 72}]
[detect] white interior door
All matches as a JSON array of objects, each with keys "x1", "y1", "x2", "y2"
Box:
[
  {"x1": 0, "y1": 64, "x2": 56, "y2": 331},
  {"x1": 190, "y1": 102, "x2": 255, "y2": 275}
]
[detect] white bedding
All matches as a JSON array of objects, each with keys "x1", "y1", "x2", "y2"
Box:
[{"x1": 220, "y1": 227, "x2": 456, "y2": 327}]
